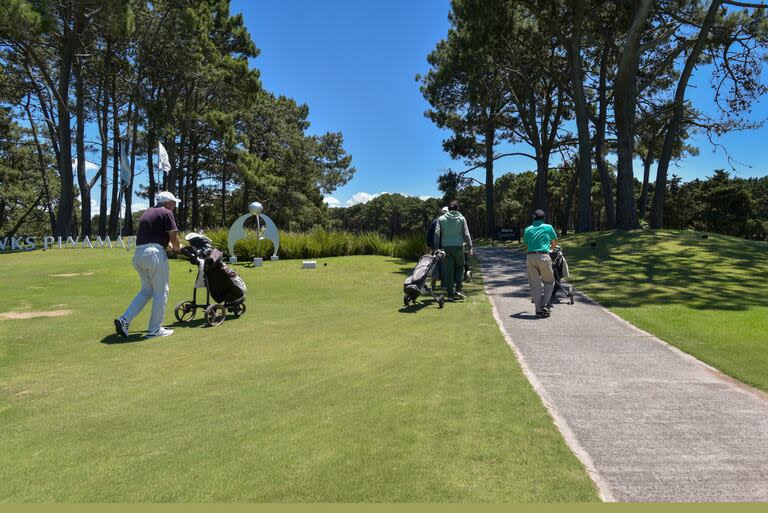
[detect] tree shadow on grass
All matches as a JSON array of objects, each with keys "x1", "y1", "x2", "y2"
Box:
[
  {"x1": 480, "y1": 231, "x2": 768, "y2": 312},
  {"x1": 385, "y1": 257, "x2": 418, "y2": 277}
]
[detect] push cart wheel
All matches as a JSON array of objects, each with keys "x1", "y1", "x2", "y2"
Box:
[
  {"x1": 403, "y1": 295, "x2": 410, "y2": 307},
  {"x1": 232, "y1": 303, "x2": 246, "y2": 317},
  {"x1": 438, "y1": 295, "x2": 445, "y2": 309},
  {"x1": 205, "y1": 304, "x2": 226, "y2": 326},
  {"x1": 174, "y1": 300, "x2": 196, "y2": 322}
]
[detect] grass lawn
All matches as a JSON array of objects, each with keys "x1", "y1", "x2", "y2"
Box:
[
  {"x1": 0, "y1": 248, "x2": 597, "y2": 502},
  {"x1": 554, "y1": 229, "x2": 768, "y2": 393}
]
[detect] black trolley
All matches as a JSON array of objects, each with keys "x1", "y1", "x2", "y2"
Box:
[
  {"x1": 175, "y1": 234, "x2": 247, "y2": 326},
  {"x1": 403, "y1": 250, "x2": 446, "y2": 309}
]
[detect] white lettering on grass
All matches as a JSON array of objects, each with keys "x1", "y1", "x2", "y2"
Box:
[
  {"x1": 0, "y1": 235, "x2": 139, "y2": 252},
  {"x1": 95, "y1": 236, "x2": 112, "y2": 248}
]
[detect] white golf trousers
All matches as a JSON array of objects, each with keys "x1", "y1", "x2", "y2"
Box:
[{"x1": 121, "y1": 243, "x2": 170, "y2": 332}]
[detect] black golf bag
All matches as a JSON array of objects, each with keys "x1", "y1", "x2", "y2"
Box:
[
  {"x1": 403, "y1": 250, "x2": 446, "y2": 308},
  {"x1": 548, "y1": 246, "x2": 573, "y2": 305},
  {"x1": 175, "y1": 234, "x2": 247, "y2": 326}
]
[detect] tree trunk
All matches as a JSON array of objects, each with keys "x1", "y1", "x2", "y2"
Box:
[
  {"x1": 74, "y1": 57, "x2": 91, "y2": 236},
  {"x1": 639, "y1": 137, "x2": 656, "y2": 219},
  {"x1": 561, "y1": 166, "x2": 579, "y2": 236},
  {"x1": 594, "y1": 38, "x2": 615, "y2": 229},
  {"x1": 54, "y1": 5, "x2": 81, "y2": 237},
  {"x1": 98, "y1": 39, "x2": 111, "y2": 237},
  {"x1": 108, "y1": 72, "x2": 120, "y2": 236},
  {"x1": 651, "y1": 0, "x2": 722, "y2": 229},
  {"x1": 613, "y1": 0, "x2": 653, "y2": 230},
  {"x1": 221, "y1": 165, "x2": 227, "y2": 227},
  {"x1": 568, "y1": 0, "x2": 592, "y2": 233},
  {"x1": 484, "y1": 124, "x2": 496, "y2": 237},
  {"x1": 123, "y1": 105, "x2": 139, "y2": 235},
  {"x1": 534, "y1": 156, "x2": 549, "y2": 211},
  {"x1": 25, "y1": 98, "x2": 56, "y2": 233},
  {"x1": 167, "y1": 136, "x2": 176, "y2": 195},
  {"x1": 176, "y1": 118, "x2": 187, "y2": 226},
  {"x1": 147, "y1": 127, "x2": 156, "y2": 204},
  {"x1": 191, "y1": 163, "x2": 200, "y2": 229}
]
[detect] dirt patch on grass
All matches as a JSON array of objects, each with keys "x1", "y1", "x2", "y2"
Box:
[
  {"x1": 0, "y1": 310, "x2": 73, "y2": 320},
  {"x1": 48, "y1": 272, "x2": 95, "y2": 277}
]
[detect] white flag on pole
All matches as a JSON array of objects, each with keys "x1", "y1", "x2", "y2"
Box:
[
  {"x1": 158, "y1": 142, "x2": 171, "y2": 173},
  {"x1": 119, "y1": 142, "x2": 131, "y2": 187}
]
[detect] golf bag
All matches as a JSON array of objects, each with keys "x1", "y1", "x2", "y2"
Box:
[
  {"x1": 463, "y1": 244, "x2": 472, "y2": 282},
  {"x1": 403, "y1": 250, "x2": 446, "y2": 308},
  {"x1": 175, "y1": 233, "x2": 247, "y2": 326},
  {"x1": 548, "y1": 246, "x2": 574, "y2": 305}
]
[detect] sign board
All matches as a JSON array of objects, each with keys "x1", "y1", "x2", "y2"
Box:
[{"x1": 495, "y1": 226, "x2": 520, "y2": 241}]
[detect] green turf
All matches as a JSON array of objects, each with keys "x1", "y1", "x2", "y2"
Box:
[
  {"x1": 554, "y1": 229, "x2": 768, "y2": 393},
  {"x1": 0, "y1": 249, "x2": 597, "y2": 502}
]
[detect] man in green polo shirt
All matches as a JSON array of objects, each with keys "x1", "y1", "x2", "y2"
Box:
[
  {"x1": 523, "y1": 209, "x2": 558, "y2": 317},
  {"x1": 433, "y1": 200, "x2": 474, "y2": 300}
]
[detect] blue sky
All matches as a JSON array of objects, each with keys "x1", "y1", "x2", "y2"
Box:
[
  {"x1": 94, "y1": 0, "x2": 768, "y2": 212},
  {"x1": 233, "y1": 0, "x2": 768, "y2": 208}
]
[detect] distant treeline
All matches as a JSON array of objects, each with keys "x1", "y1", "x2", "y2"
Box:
[{"x1": 327, "y1": 170, "x2": 768, "y2": 242}]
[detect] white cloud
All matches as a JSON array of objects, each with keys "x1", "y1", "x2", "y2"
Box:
[
  {"x1": 323, "y1": 196, "x2": 341, "y2": 208},
  {"x1": 73, "y1": 159, "x2": 100, "y2": 173},
  {"x1": 346, "y1": 192, "x2": 381, "y2": 207},
  {"x1": 132, "y1": 201, "x2": 149, "y2": 213},
  {"x1": 343, "y1": 191, "x2": 436, "y2": 207}
]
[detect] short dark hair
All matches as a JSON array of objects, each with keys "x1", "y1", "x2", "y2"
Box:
[
  {"x1": 533, "y1": 209, "x2": 546, "y2": 220},
  {"x1": 449, "y1": 200, "x2": 460, "y2": 211}
]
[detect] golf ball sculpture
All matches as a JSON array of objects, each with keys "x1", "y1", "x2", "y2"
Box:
[{"x1": 227, "y1": 201, "x2": 280, "y2": 263}]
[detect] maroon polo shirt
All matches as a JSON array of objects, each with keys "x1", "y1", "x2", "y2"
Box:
[{"x1": 135, "y1": 207, "x2": 178, "y2": 247}]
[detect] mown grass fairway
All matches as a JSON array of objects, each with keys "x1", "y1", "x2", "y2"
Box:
[
  {"x1": 557, "y1": 230, "x2": 768, "y2": 392},
  {"x1": 0, "y1": 249, "x2": 597, "y2": 502}
]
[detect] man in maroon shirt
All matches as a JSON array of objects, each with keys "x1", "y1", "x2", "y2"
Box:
[{"x1": 114, "y1": 191, "x2": 182, "y2": 338}]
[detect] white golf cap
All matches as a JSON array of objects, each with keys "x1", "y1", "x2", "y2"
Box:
[
  {"x1": 155, "y1": 190, "x2": 180, "y2": 206},
  {"x1": 441, "y1": 206, "x2": 449, "y2": 213}
]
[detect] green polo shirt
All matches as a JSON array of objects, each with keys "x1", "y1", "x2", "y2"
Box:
[{"x1": 523, "y1": 221, "x2": 557, "y2": 252}]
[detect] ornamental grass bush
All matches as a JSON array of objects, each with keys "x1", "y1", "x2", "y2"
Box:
[{"x1": 193, "y1": 228, "x2": 427, "y2": 261}]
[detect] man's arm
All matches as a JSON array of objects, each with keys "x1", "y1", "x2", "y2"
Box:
[
  {"x1": 462, "y1": 219, "x2": 474, "y2": 255},
  {"x1": 168, "y1": 230, "x2": 181, "y2": 252}
]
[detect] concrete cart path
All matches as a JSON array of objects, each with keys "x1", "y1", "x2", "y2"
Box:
[{"x1": 476, "y1": 246, "x2": 768, "y2": 502}]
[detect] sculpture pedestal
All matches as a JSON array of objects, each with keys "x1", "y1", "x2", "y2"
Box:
[
  {"x1": 229, "y1": 256, "x2": 237, "y2": 264},
  {"x1": 252, "y1": 257, "x2": 263, "y2": 267},
  {"x1": 271, "y1": 255, "x2": 279, "y2": 261}
]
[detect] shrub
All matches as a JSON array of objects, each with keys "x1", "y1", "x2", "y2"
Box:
[{"x1": 186, "y1": 228, "x2": 427, "y2": 261}]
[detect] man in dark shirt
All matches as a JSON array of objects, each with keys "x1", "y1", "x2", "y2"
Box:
[{"x1": 114, "y1": 191, "x2": 182, "y2": 338}]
